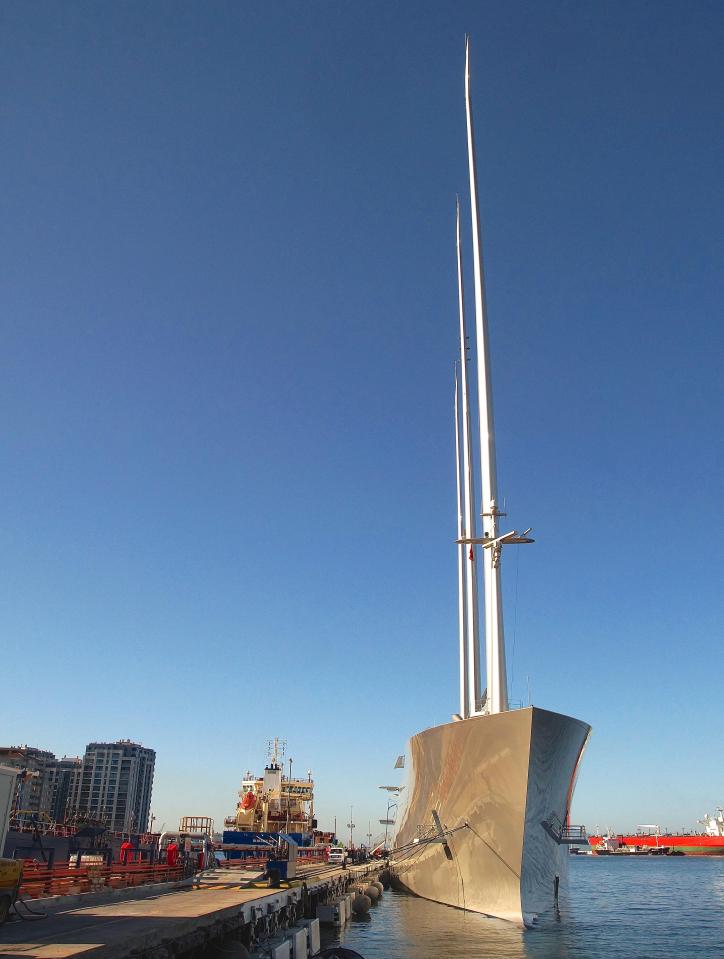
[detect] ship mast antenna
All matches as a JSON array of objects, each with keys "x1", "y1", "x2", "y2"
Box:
[
  {"x1": 456, "y1": 199, "x2": 482, "y2": 717},
  {"x1": 463, "y1": 36, "x2": 533, "y2": 714},
  {"x1": 454, "y1": 365, "x2": 469, "y2": 719},
  {"x1": 267, "y1": 737, "x2": 286, "y2": 766}
]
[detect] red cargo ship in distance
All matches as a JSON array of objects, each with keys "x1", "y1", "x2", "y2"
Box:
[{"x1": 589, "y1": 808, "x2": 724, "y2": 855}]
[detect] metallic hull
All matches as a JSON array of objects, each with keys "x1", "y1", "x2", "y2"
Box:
[{"x1": 391, "y1": 706, "x2": 590, "y2": 926}]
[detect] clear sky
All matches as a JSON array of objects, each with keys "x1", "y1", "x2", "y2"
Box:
[{"x1": 2, "y1": 1, "x2": 723, "y2": 842}]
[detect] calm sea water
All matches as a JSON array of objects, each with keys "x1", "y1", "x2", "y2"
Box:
[{"x1": 323, "y1": 857, "x2": 724, "y2": 958}]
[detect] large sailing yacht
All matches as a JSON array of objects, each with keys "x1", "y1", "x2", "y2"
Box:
[{"x1": 390, "y1": 39, "x2": 591, "y2": 927}]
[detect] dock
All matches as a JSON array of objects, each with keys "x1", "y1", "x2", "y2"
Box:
[{"x1": 0, "y1": 862, "x2": 378, "y2": 958}]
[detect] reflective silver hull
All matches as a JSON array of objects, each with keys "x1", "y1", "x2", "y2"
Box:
[{"x1": 391, "y1": 706, "x2": 590, "y2": 926}]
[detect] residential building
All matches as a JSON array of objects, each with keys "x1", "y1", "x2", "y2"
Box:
[
  {"x1": 0, "y1": 746, "x2": 57, "y2": 818},
  {"x1": 77, "y1": 741, "x2": 155, "y2": 833},
  {"x1": 45, "y1": 757, "x2": 83, "y2": 822}
]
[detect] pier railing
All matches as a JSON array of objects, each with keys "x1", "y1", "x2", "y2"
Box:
[
  {"x1": 17, "y1": 860, "x2": 186, "y2": 899},
  {"x1": 18, "y1": 850, "x2": 331, "y2": 897},
  {"x1": 216, "y1": 849, "x2": 329, "y2": 869}
]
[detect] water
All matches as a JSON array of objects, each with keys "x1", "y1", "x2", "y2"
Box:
[{"x1": 323, "y1": 857, "x2": 724, "y2": 958}]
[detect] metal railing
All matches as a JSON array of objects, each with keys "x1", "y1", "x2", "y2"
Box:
[
  {"x1": 17, "y1": 860, "x2": 186, "y2": 899},
  {"x1": 541, "y1": 814, "x2": 588, "y2": 845}
]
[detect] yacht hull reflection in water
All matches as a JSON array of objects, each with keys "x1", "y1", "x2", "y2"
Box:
[{"x1": 392, "y1": 707, "x2": 590, "y2": 926}]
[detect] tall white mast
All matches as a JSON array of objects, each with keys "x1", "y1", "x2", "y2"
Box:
[
  {"x1": 464, "y1": 35, "x2": 508, "y2": 713},
  {"x1": 456, "y1": 199, "x2": 482, "y2": 716},
  {"x1": 453, "y1": 368, "x2": 469, "y2": 720}
]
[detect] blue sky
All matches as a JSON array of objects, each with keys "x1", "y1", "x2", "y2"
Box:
[{"x1": 2, "y1": 1, "x2": 722, "y2": 840}]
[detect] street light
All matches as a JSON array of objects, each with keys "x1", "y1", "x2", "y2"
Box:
[
  {"x1": 286, "y1": 757, "x2": 293, "y2": 831},
  {"x1": 378, "y1": 785, "x2": 402, "y2": 852},
  {"x1": 380, "y1": 799, "x2": 398, "y2": 851},
  {"x1": 347, "y1": 805, "x2": 355, "y2": 849}
]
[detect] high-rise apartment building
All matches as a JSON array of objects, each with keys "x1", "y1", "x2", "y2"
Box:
[
  {"x1": 77, "y1": 741, "x2": 155, "y2": 833},
  {"x1": 0, "y1": 740, "x2": 156, "y2": 832},
  {"x1": 0, "y1": 746, "x2": 57, "y2": 817},
  {"x1": 45, "y1": 757, "x2": 83, "y2": 822}
]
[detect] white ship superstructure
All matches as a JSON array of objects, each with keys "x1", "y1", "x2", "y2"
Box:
[
  {"x1": 702, "y1": 809, "x2": 724, "y2": 838},
  {"x1": 390, "y1": 39, "x2": 591, "y2": 927},
  {"x1": 224, "y1": 738, "x2": 314, "y2": 836}
]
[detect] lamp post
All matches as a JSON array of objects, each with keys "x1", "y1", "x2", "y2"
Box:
[
  {"x1": 382, "y1": 799, "x2": 398, "y2": 850},
  {"x1": 347, "y1": 805, "x2": 355, "y2": 850},
  {"x1": 286, "y1": 757, "x2": 293, "y2": 832},
  {"x1": 378, "y1": 785, "x2": 402, "y2": 852},
  {"x1": 307, "y1": 769, "x2": 313, "y2": 832}
]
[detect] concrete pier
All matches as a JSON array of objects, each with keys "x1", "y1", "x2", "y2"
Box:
[{"x1": 0, "y1": 862, "x2": 378, "y2": 958}]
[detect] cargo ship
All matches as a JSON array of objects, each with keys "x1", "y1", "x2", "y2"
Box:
[
  {"x1": 222, "y1": 738, "x2": 317, "y2": 856},
  {"x1": 588, "y1": 809, "x2": 724, "y2": 855}
]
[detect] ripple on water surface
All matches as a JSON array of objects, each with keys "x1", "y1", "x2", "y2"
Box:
[{"x1": 324, "y1": 858, "x2": 724, "y2": 959}]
